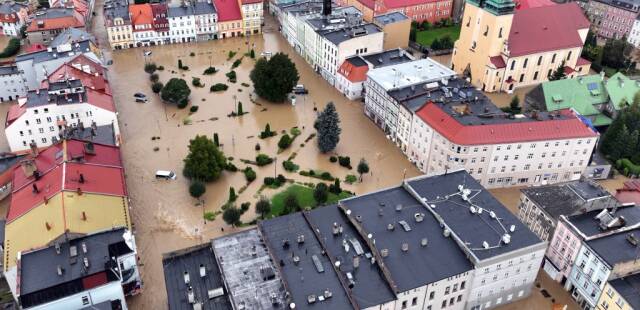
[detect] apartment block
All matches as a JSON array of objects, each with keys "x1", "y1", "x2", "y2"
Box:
[
  {"x1": 337, "y1": 0, "x2": 453, "y2": 23},
  {"x1": 586, "y1": 0, "x2": 639, "y2": 40},
  {"x1": 26, "y1": 8, "x2": 85, "y2": 45}
]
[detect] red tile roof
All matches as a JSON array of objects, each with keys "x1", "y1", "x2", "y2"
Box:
[
  {"x1": 241, "y1": 0, "x2": 263, "y2": 4},
  {"x1": 129, "y1": 4, "x2": 153, "y2": 27},
  {"x1": 508, "y1": 3, "x2": 589, "y2": 57},
  {"x1": 26, "y1": 15, "x2": 84, "y2": 32},
  {"x1": 515, "y1": 0, "x2": 554, "y2": 10},
  {"x1": 6, "y1": 104, "x2": 26, "y2": 127},
  {"x1": 8, "y1": 140, "x2": 125, "y2": 222},
  {"x1": 47, "y1": 54, "x2": 110, "y2": 95},
  {"x1": 564, "y1": 66, "x2": 575, "y2": 74},
  {"x1": 214, "y1": 0, "x2": 242, "y2": 21},
  {"x1": 337, "y1": 59, "x2": 369, "y2": 82},
  {"x1": 616, "y1": 180, "x2": 640, "y2": 206},
  {"x1": 415, "y1": 103, "x2": 597, "y2": 145},
  {"x1": 489, "y1": 56, "x2": 506, "y2": 69},
  {"x1": 576, "y1": 57, "x2": 591, "y2": 66},
  {"x1": 85, "y1": 88, "x2": 115, "y2": 112}
]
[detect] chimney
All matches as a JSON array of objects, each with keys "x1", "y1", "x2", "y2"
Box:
[{"x1": 322, "y1": 0, "x2": 331, "y2": 16}]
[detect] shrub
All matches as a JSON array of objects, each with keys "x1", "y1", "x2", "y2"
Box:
[
  {"x1": 278, "y1": 134, "x2": 292, "y2": 149},
  {"x1": 192, "y1": 77, "x2": 203, "y2": 87},
  {"x1": 320, "y1": 172, "x2": 332, "y2": 180},
  {"x1": 232, "y1": 58, "x2": 242, "y2": 69},
  {"x1": 203, "y1": 66, "x2": 217, "y2": 75},
  {"x1": 228, "y1": 187, "x2": 237, "y2": 202},
  {"x1": 329, "y1": 156, "x2": 337, "y2": 163},
  {"x1": 189, "y1": 181, "x2": 206, "y2": 198},
  {"x1": 264, "y1": 177, "x2": 275, "y2": 185},
  {"x1": 250, "y1": 49, "x2": 255, "y2": 59},
  {"x1": 144, "y1": 62, "x2": 157, "y2": 74},
  {"x1": 228, "y1": 51, "x2": 237, "y2": 60},
  {"x1": 345, "y1": 174, "x2": 357, "y2": 184},
  {"x1": 290, "y1": 127, "x2": 301, "y2": 136},
  {"x1": 225, "y1": 162, "x2": 238, "y2": 172},
  {"x1": 190, "y1": 52, "x2": 195, "y2": 57},
  {"x1": 178, "y1": 59, "x2": 183, "y2": 69},
  {"x1": 226, "y1": 70, "x2": 237, "y2": 83},
  {"x1": 204, "y1": 211, "x2": 217, "y2": 221},
  {"x1": 260, "y1": 123, "x2": 276, "y2": 139},
  {"x1": 240, "y1": 202, "x2": 250, "y2": 212},
  {"x1": 244, "y1": 167, "x2": 257, "y2": 182},
  {"x1": 314, "y1": 183, "x2": 329, "y2": 204},
  {"x1": 282, "y1": 160, "x2": 299, "y2": 172},
  {"x1": 329, "y1": 179, "x2": 341, "y2": 194},
  {"x1": 256, "y1": 154, "x2": 273, "y2": 166},
  {"x1": 255, "y1": 143, "x2": 261, "y2": 151},
  {"x1": 190, "y1": 105, "x2": 199, "y2": 113},
  {"x1": 150, "y1": 73, "x2": 159, "y2": 82},
  {"x1": 277, "y1": 174, "x2": 286, "y2": 185},
  {"x1": 619, "y1": 158, "x2": 640, "y2": 176},
  {"x1": 151, "y1": 82, "x2": 163, "y2": 93},
  {"x1": 182, "y1": 66, "x2": 189, "y2": 71},
  {"x1": 157, "y1": 65, "x2": 165, "y2": 71},
  {"x1": 210, "y1": 83, "x2": 229, "y2": 92},
  {"x1": 338, "y1": 156, "x2": 351, "y2": 169}
]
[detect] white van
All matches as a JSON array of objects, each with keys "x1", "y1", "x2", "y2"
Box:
[{"x1": 155, "y1": 170, "x2": 176, "y2": 180}]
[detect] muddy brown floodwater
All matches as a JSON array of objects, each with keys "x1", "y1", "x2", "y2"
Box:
[{"x1": 93, "y1": 8, "x2": 422, "y2": 308}]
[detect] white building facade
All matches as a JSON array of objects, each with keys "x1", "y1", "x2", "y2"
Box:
[
  {"x1": 0, "y1": 65, "x2": 27, "y2": 102},
  {"x1": 168, "y1": 6, "x2": 197, "y2": 43},
  {"x1": 627, "y1": 18, "x2": 640, "y2": 48}
]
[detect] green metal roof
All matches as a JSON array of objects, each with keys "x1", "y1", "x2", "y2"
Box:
[
  {"x1": 467, "y1": 0, "x2": 515, "y2": 15},
  {"x1": 592, "y1": 114, "x2": 613, "y2": 126},
  {"x1": 605, "y1": 72, "x2": 640, "y2": 111},
  {"x1": 541, "y1": 74, "x2": 607, "y2": 118}
]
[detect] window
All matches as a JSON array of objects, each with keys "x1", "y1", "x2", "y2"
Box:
[
  {"x1": 430, "y1": 291, "x2": 435, "y2": 300},
  {"x1": 445, "y1": 286, "x2": 450, "y2": 294},
  {"x1": 533, "y1": 71, "x2": 539, "y2": 80},
  {"x1": 402, "y1": 300, "x2": 407, "y2": 309},
  {"x1": 551, "y1": 53, "x2": 556, "y2": 63},
  {"x1": 537, "y1": 56, "x2": 542, "y2": 66},
  {"x1": 82, "y1": 296, "x2": 89, "y2": 305},
  {"x1": 461, "y1": 281, "x2": 466, "y2": 289},
  {"x1": 442, "y1": 300, "x2": 447, "y2": 308},
  {"x1": 523, "y1": 58, "x2": 528, "y2": 68},
  {"x1": 510, "y1": 61, "x2": 515, "y2": 70}
]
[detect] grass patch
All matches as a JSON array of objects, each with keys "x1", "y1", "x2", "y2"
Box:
[
  {"x1": 269, "y1": 184, "x2": 351, "y2": 217},
  {"x1": 415, "y1": 25, "x2": 461, "y2": 47}
]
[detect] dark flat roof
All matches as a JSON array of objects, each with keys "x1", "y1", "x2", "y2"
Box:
[
  {"x1": 62, "y1": 124, "x2": 117, "y2": 146},
  {"x1": 521, "y1": 180, "x2": 613, "y2": 219},
  {"x1": 373, "y1": 12, "x2": 408, "y2": 25},
  {"x1": 345, "y1": 56, "x2": 367, "y2": 67},
  {"x1": 566, "y1": 205, "x2": 640, "y2": 238},
  {"x1": 609, "y1": 274, "x2": 640, "y2": 310},
  {"x1": 19, "y1": 228, "x2": 131, "y2": 297},
  {"x1": 321, "y1": 23, "x2": 381, "y2": 45},
  {"x1": 406, "y1": 170, "x2": 543, "y2": 261},
  {"x1": 306, "y1": 205, "x2": 396, "y2": 307},
  {"x1": 24, "y1": 89, "x2": 86, "y2": 108},
  {"x1": 362, "y1": 48, "x2": 413, "y2": 68},
  {"x1": 587, "y1": 227, "x2": 640, "y2": 267},
  {"x1": 162, "y1": 244, "x2": 232, "y2": 310},
  {"x1": 16, "y1": 40, "x2": 94, "y2": 64},
  {"x1": 259, "y1": 213, "x2": 354, "y2": 310},
  {"x1": 341, "y1": 186, "x2": 473, "y2": 292}
]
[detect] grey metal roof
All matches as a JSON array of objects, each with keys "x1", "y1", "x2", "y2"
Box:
[
  {"x1": 373, "y1": 12, "x2": 408, "y2": 25},
  {"x1": 521, "y1": 180, "x2": 615, "y2": 220},
  {"x1": 168, "y1": 5, "x2": 195, "y2": 18},
  {"x1": 306, "y1": 205, "x2": 396, "y2": 308},
  {"x1": 279, "y1": 0, "x2": 323, "y2": 14},
  {"x1": 62, "y1": 124, "x2": 117, "y2": 146},
  {"x1": 609, "y1": 274, "x2": 640, "y2": 310},
  {"x1": 340, "y1": 186, "x2": 473, "y2": 292},
  {"x1": 586, "y1": 227, "x2": 640, "y2": 267},
  {"x1": 566, "y1": 205, "x2": 640, "y2": 238},
  {"x1": 24, "y1": 87, "x2": 86, "y2": 108},
  {"x1": 0, "y1": 65, "x2": 19, "y2": 76},
  {"x1": 49, "y1": 79, "x2": 83, "y2": 91},
  {"x1": 19, "y1": 228, "x2": 131, "y2": 297},
  {"x1": 162, "y1": 243, "x2": 232, "y2": 310},
  {"x1": 0, "y1": 1, "x2": 27, "y2": 15},
  {"x1": 193, "y1": 1, "x2": 216, "y2": 15},
  {"x1": 361, "y1": 48, "x2": 413, "y2": 69},
  {"x1": 15, "y1": 40, "x2": 94, "y2": 64},
  {"x1": 259, "y1": 213, "x2": 354, "y2": 310},
  {"x1": 406, "y1": 170, "x2": 544, "y2": 261},
  {"x1": 321, "y1": 23, "x2": 381, "y2": 46},
  {"x1": 50, "y1": 28, "x2": 96, "y2": 48},
  {"x1": 103, "y1": 0, "x2": 131, "y2": 22},
  {"x1": 33, "y1": 7, "x2": 75, "y2": 19}
]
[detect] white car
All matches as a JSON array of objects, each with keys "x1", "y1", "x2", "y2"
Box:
[{"x1": 155, "y1": 170, "x2": 176, "y2": 180}]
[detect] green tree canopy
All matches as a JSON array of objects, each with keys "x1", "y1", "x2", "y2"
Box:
[
  {"x1": 250, "y1": 53, "x2": 299, "y2": 102},
  {"x1": 314, "y1": 102, "x2": 341, "y2": 153},
  {"x1": 357, "y1": 158, "x2": 369, "y2": 181},
  {"x1": 255, "y1": 196, "x2": 271, "y2": 219},
  {"x1": 183, "y1": 135, "x2": 227, "y2": 182},
  {"x1": 548, "y1": 60, "x2": 567, "y2": 81},
  {"x1": 313, "y1": 183, "x2": 328, "y2": 204},
  {"x1": 189, "y1": 180, "x2": 206, "y2": 198},
  {"x1": 161, "y1": 78, "x2": 191, "y2": 105},
  {"x1": 222, "y1": 206, "x2": 241, "y2": 227}
]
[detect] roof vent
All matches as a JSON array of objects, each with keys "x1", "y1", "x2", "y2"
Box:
[
  {"x1": 387, "y1": 223, "x2": 395, "y2": 231},
  {"x1": 297, "y1": 234, "x2": 305, "y2": 244},
  {"x1": 83, "y1": 257, "x2": 89, "y2": 268},
  {"x1": 323, "y1": 289, "x2": 333, "y2": 299},
  {"x1": 414, "y1": 213, "x2": 424, "y2": 223},
  {"x1": 380, "y1": 248, "x2": 389, "y2": 257},
  {"x1": 184, "y1": 271, "x2": 190, "y2": 284},
  {"x1": 401, "y1": 243, "x2": 409, "y2": 252},
  {"x1": 55, "y1": 242, "x2": 61, "y2": 254},
  {"x1": 509, "y1": 225, "x2": 516, "y2": 232},
  {"x1": 356, "y1": 215, "x2": 362, "y2": 222},
  {"x1": 332, "y1": 222, "x2": 341, "y2": 235},
  {"x1": 199, "y1": 264, "x2": 206, "y2": 277},
  {"x1": 627, "y1": 233, "x2": 639, "y2": 246},
  {"x1": 421, "y1": 238, "x2": 428, "y2": 247},
  {"x1": 482, "y1": 241, "x2": 490, "y2": 249},
  {"x1": 353, "y1": 256, "x2": 360, "y2": 269},
  {"x1": 489, "y1": 211, "x2": 496, "y2": 219},
  {"x1": 187, "y1": 286, "x2": 195, "y2": 303},
  {"x1": 293, "y1": 256, "x2": 300, "y2": 265},
  {"x1": 443, "y1": 228, "x2": 450, "y2": 237},
  {"x1": 398, "y1": 220, "x2": 411, "y2": 232},
  {"x1": 81, "y1": 242, "x2": 87, "y2": 253},
  {"x1": 395, "y1": 204, "x2": 402, "y2": 212},
  {"x1": 502, "y1": 234, "x2": 511, "y2": 245},
  {"x1": 282, "y1": 239, "x2": 290, "y2": 249},
  {"x1": 307, "y1": 294, "x2": 317, "y2": 304},
  {"x1": 470, "y1": 206, "x2": 477, "y2": 214},
  {"x1": 70, "y1": 245, "x2": 78, "y2": 258},
  {"x1": 57, "y1": 265, "x2": 63, "y2": 276}
]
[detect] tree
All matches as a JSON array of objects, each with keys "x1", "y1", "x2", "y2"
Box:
[
  {"x1": 255, "y1": 196, "x2": 271, "y2": 219},
  {"x1": 314, "y1": 102, "x2": 341, "y2": 153},
  {"x1": 144, "y1": 63, "x2": 157, "y2": 74},
  {"x1": 238, "y1": 102, "x2": 243, "y2": 114},
  {"x1": 357, "y1": 158, "x2": 369, "y2": 182},
  {"x1": 250, "y1": 52, "x2": 300, "y2": 102},
  {"x1": 228, "y1": 187, "x2": 237, "y2": 202},
  {"x1": 161, "y1": 78, "x2": 191, "y2": 105},
  {"x1": 249, "y1": 49, "x2": 256, "y2": 59},
  {"x1": 510, "y1": 95, "x2": 520, "y2": 111},
  {"x1": 213, "y1": 133, "x2": 219, "y2": 147},
  {"x1": 548, "y1": 60, "x2": 567, "y2": 81},
  {"x1": 183, "y1": 135, "x2": 227, "y2": 182},
  {"x1": 278, "y1": 134, "x2": 292, "y2": 149},
  {"x1": 0, "y1": 38, "x2": 20, "y2": 58},
  {"x1": 313, "y1": 183, "x2": 329, "y2": 204},
  {"x1": 585, "y1": 29, "x2": 597, "y2": 48},
  {"x1": 409, "y1": 27, "x2": 416, "y2": 42},
  {"x1": 151, "y1": 82, "x2": 163, "y2": 94},
  {"x1": 189, "y1": 181, "x2": 206, "y2": 199},
  {"x1": 222, "y1": 206, "x2": 241, "y2": 227},
  {"x1": 282, "y1": 193, "x2": 300, "y2": 215},
  {"x1": 244, "y1": 167, "x2": 256, "y2": 182},
  {"x1": 329, "y1": 179, "x2": 341, "y2": 194},
  {"x1": 602, "y1": 38, "x2": 633, "y2": 70}
]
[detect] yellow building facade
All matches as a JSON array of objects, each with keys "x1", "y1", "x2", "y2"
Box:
[{"x1": 597, "y1": 278, "x2": 639, "y2": 310}]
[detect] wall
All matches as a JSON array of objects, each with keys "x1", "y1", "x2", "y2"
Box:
[
  {"x1": 0, "y1": 71, "x2": 27, "y2": 102},
  {"x1": 380, "y1": 19, "x2": 410, "y2": 50},
  {"x1": 596, "y1": 282, "x2": 634, "y2": 310},
  {"x1": 567, "y1": 245, "x2": 611, "y2": 309},
  {"x1": 242, "y1": 2, "x2": 263, "y2": 35},
  {"x1": 27, "y1": 281, "x2": 127, "y2": 310},
  {"x1": 546, "y1": 219, "x2": 583, "y2": 283}
]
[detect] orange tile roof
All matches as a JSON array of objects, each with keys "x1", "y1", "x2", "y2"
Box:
[
  {"x1": 337, "y1": 58, "x2": 369, "y2": 83},
  {"x1": 47, "y1": 54, "x2": 110, "y2": 95},
  {"x1": 129, "y1": 4, "x2": 153, "y2": 26},
  {"x1": 26, "y1": 15, "x2": 84, "y2": 32}
]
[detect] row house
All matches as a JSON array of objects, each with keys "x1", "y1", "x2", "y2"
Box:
[
  {"x1": 543, "y1": 205, "x2": 640, "y2": 309},
  {"x1": 0, "y1": 1, "x2": 29, "y2": 37},
  {"x1": 517, "y1": 180, "x2": 616, "y2": 242},
  {"x1": 337, "y1": 0, "x2": 453, "y2": 23},
  {"x1": 597, "y1": 274, "x2": 640, "y2": 310},
  {"x1": 26, "y1": 8, "x2": 85, "y2": 45},
  {"x1": 165, "y1": 170, "x2": 546, "y2": 310},
  {"x1": 214, "y1": 0, "x2": 243, "y2": 38},
  {"x1": 168, "y1": 5, "x2": 197, "y2": 43},
  {"x1": 104, "y1": 0, "x2": 133, "y2": 49},
  {"x1": 452, "y1": 0, "x2": 591, "y2": 93},
  {"x1": 193, "y1": 1, "x2": 218, "y2": 40},
  {"x1": 585, "y1": 0, "x2": 639, "y2": 40},
  {"x1": 49, "y1": 0, "x2": 92, "y2": 24},
  {"x1": 240, "y1": 0, "x2": 263, "y2": 35},
  {"x1": 129, "y1": 4, "x2": 160, "y2": 47}
]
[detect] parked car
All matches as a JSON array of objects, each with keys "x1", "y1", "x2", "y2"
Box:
[
  {"x1": 134, "y1": 92, "x2": 148, "y2": 103},
  {"x1": 143, "y1": 50, "x2": 152, "y2": 56},
  {"x1": 155, "y1": 170, "x2": 176, "y2": 180},
  {"x1": 292, "y1": 84, "x2": 308, "y2": 95}
]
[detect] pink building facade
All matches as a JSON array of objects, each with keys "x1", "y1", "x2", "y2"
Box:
[
  {"x1": 586, "y1": 0, "x2": 639, "y2": 39},
  {"x1": 544, "y1": 217, "x2": 583, "y2": 285}
]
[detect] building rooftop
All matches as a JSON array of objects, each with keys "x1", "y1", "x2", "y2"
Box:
[
  {"x1": 213, "y1": 0, "x2": 241, "y2": 21},
  {"x1": 361, "y1": 48, "x2": 413, "y2": 68},
  {"x1": 15, "y1": 40, "x2": 94, "y2": 65},
  {"x1": 193, "y1": 1, "x2": 216, "y2": 14},
  {"x1": 508, "y1": 3, "x2": 589, "y2": 57},
  {"x1": 373, "y1": 12, "x2": 408, "y2": 25},
  {"x1": 18, "y1": 228, "x2": 132, "y2": 308},
  {"x1": 605, "y1": 72, "x2": 640, "y2": 111},
  {"x1": 168, "y1": 4, "x2": 195, "y2": 18},
  {"x1": 321, "y1": 23, "x2": 381, "y2": 46},
  {"x1": 537, "y1": 74, "x2": 610, "y2": 125},
  {"x1": 211, "y1": 229, "x2": 287, "y2": 310},
  {"x1": 594, "y1": 0, "x2": 640, "y2": 12},
  {"x1": 0, "y1": 65, "x2": 19, "y2": 76},
  {"x1": 61, "y1": 123, "x2": 117, "y2": 146},
  {"x1": 278, "y1": 0, "x2": 323, "y2": 15},
  {"x1": 521, "y1": 180, "x2": 615, "y2": 220},
  {"x1": 305, "y1": 6, "x2": 364, "y2": 32},
  {"x1": 306, "y1": 204, "x2": 397, "y2": 307},
  {"x1": 26, "y1": 8, "x2": 84, "y2": 32},
  {"x1": 338, "y1": 49, "x2": 413, "y2": 83},
  {"x1": 405, "y1": 170, "x2": 544, "y2": 261},
  {"x1": 367, "y1": 57, "x2": 455, "y2": 92},
  {"x1": 340, "y1": 186, "x2": 473, "y2": 292},
  {"x1": 103, "y1": 0, "x2": 131, "y2": 23},
  {"x1": 566, "y1": 205, "x2": 640, "y2": 239},
  {"x1": 587, "y1": 227, "x2": 640, "y2": 267},
  {"x1": 0, "y1": 1, "x2": 27, "y2": 16},
  {"x1": 259, "y1": 213, "x2": 355, "y2": 309},
  {"x1": 50, "y1": 28, "x2": 95, "y2": 47},
  {"x1": 162, "y1": 243, "x2": 232, "y2": 310},
  {"x1": 609, "y1": 274, "x2": 640, "y2": 310}
]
